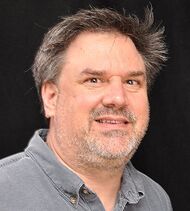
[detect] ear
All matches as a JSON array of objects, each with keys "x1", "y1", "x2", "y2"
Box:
[{"x1": 41, "y1": 82, "x2": 58, "y2": 118}]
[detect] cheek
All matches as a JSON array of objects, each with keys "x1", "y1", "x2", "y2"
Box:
[
  {"x1": 138, "y1": 98, "x2": 149, "y2": 125},
  {"x1": 70, "y1": 92, "x2": 103, "y2": 111},
  {"x1": 57, "y1": 91, "x2": 103, "y2": 121},
  {"x1": 130, "y1": 93, "x2": 149, "y2": 116}
]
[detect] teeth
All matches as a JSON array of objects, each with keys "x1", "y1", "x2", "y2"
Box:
[{"x1": 98, "y1": 119, "x2": 125, "y2": 124}]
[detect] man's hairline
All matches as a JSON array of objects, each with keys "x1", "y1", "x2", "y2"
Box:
[{"x1": 46, "y1": 30, "x2": 148, "y2": 87}]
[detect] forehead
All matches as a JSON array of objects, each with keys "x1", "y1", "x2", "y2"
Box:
[{"x1": 62, "y1": 31, "x2": 145, "y2": 76}]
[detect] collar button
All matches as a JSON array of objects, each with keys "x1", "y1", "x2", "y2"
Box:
[
  {"x1": 70, "y1": 195, "x2": 77, "y2": 205},
  {"x1": 83, "y1": 189, "x2": 89, "y2": 194}
]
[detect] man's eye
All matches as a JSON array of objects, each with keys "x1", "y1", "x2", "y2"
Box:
[
  {"x1": 87, "y1": 78, "x2": 101, "y2": 83},
  {"x1": 127, "y1": 80, "x2": 138, "y2": 85}
]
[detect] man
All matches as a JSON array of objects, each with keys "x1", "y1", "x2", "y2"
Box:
[{"x1": 0, "y1": 7, "x2": 172, "y2": 211}]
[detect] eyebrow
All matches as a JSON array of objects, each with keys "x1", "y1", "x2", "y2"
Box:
[
  {"x1": 80, "y1": 68, "x2": 106, "y2": 77},
  {"x1": 128, "y1": 70, "x2": 146, "y2": 78},
  {"x1": 80, "y1": 68, "x2": 146, "y2": 78}
]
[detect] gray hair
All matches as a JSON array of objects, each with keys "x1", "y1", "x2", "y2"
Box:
[{"x1": 32, "y1": 7, "x2": 167, "y2": 105}]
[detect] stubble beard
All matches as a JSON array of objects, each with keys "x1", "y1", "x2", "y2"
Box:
[{"x1": 68, "y1": 107, "x2": 150, "y2": 171}]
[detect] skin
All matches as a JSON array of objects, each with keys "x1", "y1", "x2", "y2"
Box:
[{"x1": 42, "y1": 31, "x2": 149, "y2": 211}]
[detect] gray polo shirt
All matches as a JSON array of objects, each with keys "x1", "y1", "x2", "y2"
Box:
[{"x1": 0, "y1": 129, "x2": 172, "y2": 211}]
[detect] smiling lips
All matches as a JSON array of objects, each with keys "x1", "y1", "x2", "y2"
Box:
[{"x1": 95, "y1": 116, "x2": 129, "y2": 125}]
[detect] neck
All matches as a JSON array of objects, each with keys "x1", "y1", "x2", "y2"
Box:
[
  {"x1": 46, "y1": 128, "x2": 125, "y2": 211},
  {"x1": 77, "y1": 167, "x2": 123, "y2": 211},
  {"x1": 58, "y1": 156, "x2": 124, "y2": 211}
]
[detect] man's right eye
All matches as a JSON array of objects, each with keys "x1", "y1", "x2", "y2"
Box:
[
  {"x1": 86, "y1": 78, "x2": 101, "y2": 83},
  {"x1": 83, "y1": 77, "x2": 105, "y2": 87}
]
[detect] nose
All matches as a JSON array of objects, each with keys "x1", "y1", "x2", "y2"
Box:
[{"x1": 102, "y1": 78, "x2": 128, "y2": 109}]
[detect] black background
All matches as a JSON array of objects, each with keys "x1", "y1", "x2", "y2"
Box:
[{"x1": 0, "y1": 0, "x2": 189, "y2": 210}]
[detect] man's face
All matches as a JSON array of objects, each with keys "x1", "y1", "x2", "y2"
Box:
[{"x1": 49, "y1": 32, "x2": 149, "y2": 169}]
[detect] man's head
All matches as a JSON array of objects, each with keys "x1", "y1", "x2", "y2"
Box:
[
  {"x1": 33, "y1": 7, "x2": 167, "y2": 100},
  {"x1": 32, "y1": 8, "x2": 167, "y2": 170}
]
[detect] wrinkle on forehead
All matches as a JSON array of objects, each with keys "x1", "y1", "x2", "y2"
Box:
[
  {"x1": 107, "y1": 33, "x2": 134, "y2": 72},
  {"x1": 60, "y1": 31, "x2": 145, "y2": 77}
]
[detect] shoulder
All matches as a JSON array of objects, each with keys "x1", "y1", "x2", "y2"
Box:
[
  {"x1": 138, "y1": 170, "x2": 171, "y2": 201},
  {"x1": 128, "y1": 162, "x2": 173, "y2": 210},
  {"x1": 0, "y1": 152, "x2": 47, "y2": 208},
  {"x1": 0, "y1": 152, "x2": 30, "y2": 183},
  {"x1": 0, "y1": 151, "x2": 43, "y2": 190},
  {"x1": 0, "y1": 152, "x2": 25, "y2": 174}
]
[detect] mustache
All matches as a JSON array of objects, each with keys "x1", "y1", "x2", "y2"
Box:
[{"x1": 90, "y1": 107, "x2": 137, "y2": 123}]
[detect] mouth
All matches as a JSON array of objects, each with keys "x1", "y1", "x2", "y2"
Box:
[{"x1": 95, "y1": 116, "x2": 129, "y2": 126}]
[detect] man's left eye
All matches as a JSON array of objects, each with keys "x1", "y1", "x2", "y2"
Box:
[
  {"x1": 127, "y1": 80, "x2": 138, "y2": 85},
  {"x1": 88, "y1": 78, "x2": 101, "y2": 83},
  {"x1": 90, "y1": 78, "x2": 98, "y2": 83}
]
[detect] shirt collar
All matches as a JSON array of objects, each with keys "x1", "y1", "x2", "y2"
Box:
[
  {"x1": 25, "y1": 129, "x2": 84, "y2": 207},
  {"x1": 120, "y1": 161, "x2": 145, "y2": 204},
  {"x1": 25, "y1": 129, "x2": 145, "y2": 206}
]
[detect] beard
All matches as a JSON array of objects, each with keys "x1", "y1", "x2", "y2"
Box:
[{"x1": 62, "y1": 106, "x2": 150, "y2": 171}]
